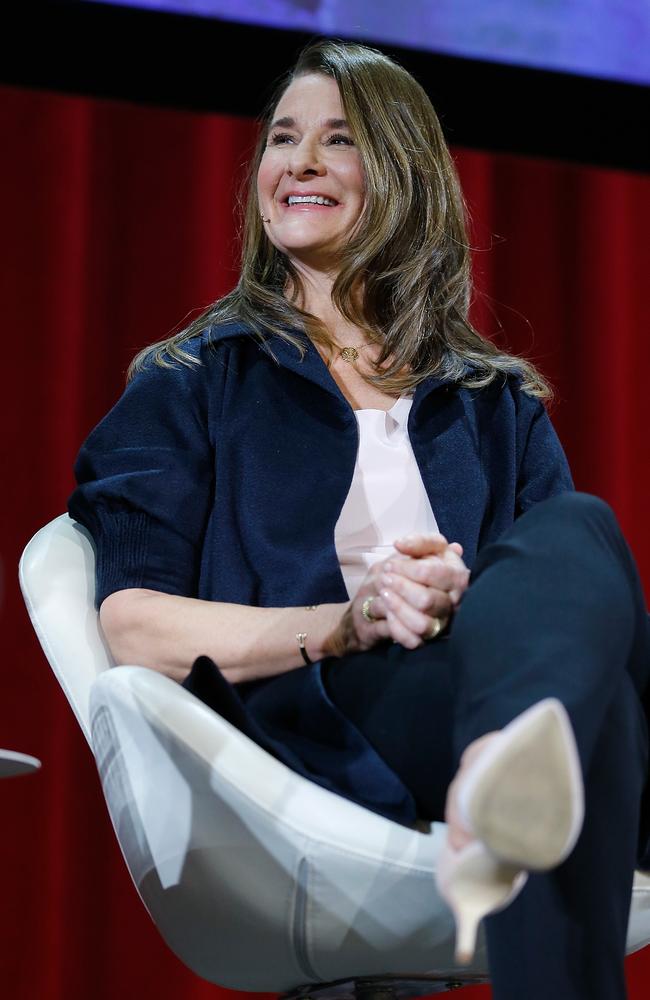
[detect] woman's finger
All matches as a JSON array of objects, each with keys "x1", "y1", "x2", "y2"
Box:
[
  {"x1": 384, "y1": 609, "x2": 426, "y2": 649},
  {"x1": 354, "y1": 590, "x2": 421, "y2": 649},
  {"x1": 382, "y1": 554, "x2": 467, "y2": 596},
  {"x1": 380, "y1": 567, "x2": 454, "y2": 617},
  {"x1": 393, "y1": 533, "x2": 448, "y2": 556},
  {"x1": 381, "y1": 585, "x2": 451, "y2": 641},
  {"x1": 366, "y1": 616, "x2": 392, "y2": 643},
  {"x1": 358, "y1": 586, "x2": 446, "y2": 649}
]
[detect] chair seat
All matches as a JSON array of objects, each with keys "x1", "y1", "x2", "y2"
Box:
[
  {"x1": 90, "y1": 666, "x2": 650, "y2": 992},
  {"x1": 90, "y1": 666, "x2": 489, "y2": 990}
]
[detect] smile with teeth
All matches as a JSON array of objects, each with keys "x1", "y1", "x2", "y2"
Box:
[{"x1": 286, "y1": 195, "x2": 338, "y2": 206}]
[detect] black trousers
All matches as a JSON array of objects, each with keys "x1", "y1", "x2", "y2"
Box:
[{"x1": 322, "y1": 492, "x2": 650, "y2": 1000}]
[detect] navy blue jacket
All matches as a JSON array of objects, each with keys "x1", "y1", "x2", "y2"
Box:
[
  {"x1": 68, "y1": 321, "x2": 582, "y2": 831},
  {"x1": 68, "y1": 322, "x2": 574, "y2": 612}
]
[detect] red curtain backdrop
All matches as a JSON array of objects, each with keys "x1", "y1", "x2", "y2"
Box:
[{"x1": 1, "y1": 82, "x2": 649, "y2": 999}]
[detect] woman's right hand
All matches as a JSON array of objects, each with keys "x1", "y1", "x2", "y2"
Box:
[{"x1": 325, "y1": 534, "x2": 469, "y2": 658}]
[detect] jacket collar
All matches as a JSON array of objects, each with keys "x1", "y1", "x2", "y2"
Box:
[{"x1": 205, "y1": 321, "x2": 470, "y2": 411}]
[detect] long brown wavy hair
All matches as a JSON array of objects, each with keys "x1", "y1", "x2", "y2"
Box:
[{"x1": 128, "y1": 39, "x2": 552, "y2": 400}]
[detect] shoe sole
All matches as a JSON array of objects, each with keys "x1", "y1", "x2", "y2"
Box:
[{"x1": 457, "y1": 698, "x2": 584, "y2": 871}]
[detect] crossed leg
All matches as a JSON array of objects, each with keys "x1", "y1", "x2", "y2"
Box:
[{"x1": 324, "y1": 492, "x2": 650, "y2": 999}]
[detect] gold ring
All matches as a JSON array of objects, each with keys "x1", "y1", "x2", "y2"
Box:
[
  {"x1": 361, "y1": 596, "x2": 380, "y2": 622},
  {"x1": 424, "y1": 616, "x2": 445, "y2": 640}
]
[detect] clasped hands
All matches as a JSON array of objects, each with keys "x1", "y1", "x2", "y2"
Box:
[{"x1": 330, "y1": 533, "x2": 471, "y2": 657}]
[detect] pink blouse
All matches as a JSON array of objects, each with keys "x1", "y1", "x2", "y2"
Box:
[{"x1": 334, "y1": 395, "x2": 440, "y2": 601}]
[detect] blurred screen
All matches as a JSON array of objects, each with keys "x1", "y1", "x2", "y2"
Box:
[{"x1": 83, "y1": 0, "x2": 649, "y2": 86}]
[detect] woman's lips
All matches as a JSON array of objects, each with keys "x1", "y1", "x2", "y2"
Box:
[{"x1": 280, "y1": 201, "x2": 339, "y2": 211}]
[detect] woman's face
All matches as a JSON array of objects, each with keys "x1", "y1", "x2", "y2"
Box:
[{"x1": 257, "y1": 73, "x2": 365, "y2": 271}]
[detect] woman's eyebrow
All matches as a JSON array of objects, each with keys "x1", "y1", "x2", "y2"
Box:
[{"x1": 270, "y1": 116, "x2": 350, "y2": 129}]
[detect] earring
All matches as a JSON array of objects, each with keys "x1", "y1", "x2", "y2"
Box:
[{"x1": 260, "y1": 210, "x2": 271, "y2": 223}]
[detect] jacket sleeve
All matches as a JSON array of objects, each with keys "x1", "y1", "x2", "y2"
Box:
[
  {"x1": 67, "y1": 351, "x2": 214, "y2": 611},
  {"x1": 516, "y1": 395, "x2": 575, "y2": 516}
]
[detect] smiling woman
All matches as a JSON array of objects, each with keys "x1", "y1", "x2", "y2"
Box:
[
  {"x1": 257, "y1": 73, "x2": 365, "y2": 272},
  {"x1": 68, "y1": 38, "x2": 650, "y2": 1000},
  {"x1": 125, "y1": 39, "x2": 553, "y2": 400}
]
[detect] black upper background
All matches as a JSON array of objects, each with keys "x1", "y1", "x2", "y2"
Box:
[{"x1": 3, "y1": 0, "x2": 649, "y2": 173}]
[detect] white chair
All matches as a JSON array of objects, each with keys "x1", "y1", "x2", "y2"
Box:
[
  {"x1": 19, "y1": 514, "x2": 650, "y2": 998},
  {"x1": 0, "y1": 750, "x2": 40, "y2": 778}
]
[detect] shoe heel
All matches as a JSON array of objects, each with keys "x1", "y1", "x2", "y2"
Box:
[
  {"x1": 453, "y1": 900, "x2": 482, "y2": 965},
  {"x1": 436, "y1": 841, "x2": 528, "y2": 965}
]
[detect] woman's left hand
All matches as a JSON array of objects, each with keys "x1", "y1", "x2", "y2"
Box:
[{"x1": 378, "y1": 533, "x2": 470, "y2": 649}]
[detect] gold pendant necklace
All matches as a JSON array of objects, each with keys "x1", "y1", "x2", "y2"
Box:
[{"x1": 339, "y1": 346, "x2": 359, "y2": 363}]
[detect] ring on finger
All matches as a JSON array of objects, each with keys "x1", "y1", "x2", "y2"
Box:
[
  {"x1": 361, "y1": 595, "x2": 380, "y2": 622},
  {"x1": 424, "y1": 616, "x2": 446, "y2": 640}
]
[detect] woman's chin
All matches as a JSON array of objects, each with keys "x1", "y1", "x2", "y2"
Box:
[{"x1": 283, "y1": 244, "x2": 345, "y2": 274}]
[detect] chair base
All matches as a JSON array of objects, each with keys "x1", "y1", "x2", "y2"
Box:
[{"x1": 282, "y1": 973, "x2": 490, "y2": 1000}]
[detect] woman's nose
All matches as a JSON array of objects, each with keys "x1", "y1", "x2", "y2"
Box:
[{"x1": 286, "y1": 140, "x2": 326, "y2": 178}]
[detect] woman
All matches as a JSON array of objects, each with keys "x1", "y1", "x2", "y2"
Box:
[{"x1": 68, "y1": 39, "x2": 650, "y2": 999}]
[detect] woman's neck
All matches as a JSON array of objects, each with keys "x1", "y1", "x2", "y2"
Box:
[{"x1": 288, "y1": 264, "x2": 369, "y2": 348}]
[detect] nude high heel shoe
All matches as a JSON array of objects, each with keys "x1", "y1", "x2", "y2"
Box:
[
  {"x1": 436, "y1": 697, "x2": 585, "y2": 964},
  {"x1": 437, "y1": 841, "x2": 529, "y2": 964}
]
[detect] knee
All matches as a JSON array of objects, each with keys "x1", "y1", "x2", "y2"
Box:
[
  {"x1": 534, "y1": 490, "x2": 617, "y2": 528},
  {"x1": 472, "y1": 492, "x2": 623, "y2": 581},
  {"x1": 510, "y1": 491, "x2": 623, "y2": 556}
]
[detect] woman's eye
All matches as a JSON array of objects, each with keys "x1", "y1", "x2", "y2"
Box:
[
  {"x1": 327, "y1": 133, "x2": 354, "y2": 145},
  {"x1": 269, "y1": 132, "x2": 295, "y2": 145},
  {"x1": 268, "y1": 132, "x2": 354, "y2": 147}
]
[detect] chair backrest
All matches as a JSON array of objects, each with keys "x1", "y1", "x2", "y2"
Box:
[
  {"x1": 19, "y1": 513, "x2": 114, "y2": 744},
  {"x1": 18, "y1": 515, "x2": 484, "y2": 989}
]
